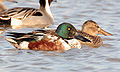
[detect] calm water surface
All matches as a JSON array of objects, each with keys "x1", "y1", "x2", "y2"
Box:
[{"x1": 0, "y1": 0, "x2": 120, "y2": 72}]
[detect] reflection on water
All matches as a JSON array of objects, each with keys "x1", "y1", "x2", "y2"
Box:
[{"x1": 0, "y1": 0, "x2": 120, "y2": 72}]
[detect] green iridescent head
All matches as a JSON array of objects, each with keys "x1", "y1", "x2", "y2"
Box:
[{"x1": 56, "y1": 22, "x2": 77, "y2": 39}]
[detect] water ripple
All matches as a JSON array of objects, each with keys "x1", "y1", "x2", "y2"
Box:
[{"x1": 0, "y1": 0, "x2": 120, "y2": 72}]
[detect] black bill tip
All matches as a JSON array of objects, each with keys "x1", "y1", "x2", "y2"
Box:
[{"x1": 75, "y1": 35, "x2": 91, "y2": 42}]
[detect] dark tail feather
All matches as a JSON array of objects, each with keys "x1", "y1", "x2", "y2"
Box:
[
  {"x1": 34, "y1": 29, "x2": 46, "y2": 33},
  {"x1": 0, "y1": 16, "x2": 11, "y2": 28},
  {"x1": 6, "y1": 32, "x2": 44, "y2": 38},
  {"x1": 6, "y1": 32, "x2": 33, "y2": 38}
]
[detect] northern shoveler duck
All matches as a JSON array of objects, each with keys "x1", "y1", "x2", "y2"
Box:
[
  {"x1": 0, "y1": 0, "x2": 55, "y2": 29},
  {"x1": 77, "y1": 20, "x2": 112, "y2": 48},
  {"x1": 4, "y1": 23, "x2": 91, "y2": 51},
  {"x1": 0, "y1": 0, "x2": 17, "y2": 12}
]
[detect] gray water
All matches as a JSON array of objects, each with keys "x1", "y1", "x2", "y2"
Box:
[{"x1": 0, "y1": 0, "x2": 120, "y2": 72}]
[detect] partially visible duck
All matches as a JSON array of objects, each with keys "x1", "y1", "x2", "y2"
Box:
[
  {"x1": 4, "y1": 23, "x2": 90, "y2": 51},
  {"x1": 0, "y1": 0, "x2": 17, "y2": 12},
  {"x1": 77, "y1": 20, "x2": 112, "y2": 48},
  {"x1": 0, "y1": 0, "x2": 55, "y2": 29}
]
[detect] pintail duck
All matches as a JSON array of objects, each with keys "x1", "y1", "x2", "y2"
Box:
[
  {"x1": 0, "y1": 0, "x2": 17, "y2": 12},
  {"x1": 0, "y1": 0, "x2": 55, "y2": 29},
  {"x1": 78, "y1": 20, "x2": 112, "y2": 48},
  {"x1": 4, "y1": 23, "x2": 90, "y2": 51}
]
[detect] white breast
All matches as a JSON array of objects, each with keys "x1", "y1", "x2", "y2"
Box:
[{"x1": 67, "y1": 39, "x2": 81, "y2": 49}]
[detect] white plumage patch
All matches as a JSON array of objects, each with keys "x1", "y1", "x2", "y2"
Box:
[
  {"x1": 11, "y1": 18, "x2": 22, "y2": 29},
  {"x1": 37, "y1": 35, "x2": 44, "y2": 41},
  {"x1": 45, "y1": 0, "x2": 53, "y2": 18},
  {"x1": 19, "y1": 41, "x2": 29, "y2": 49},
  {"x1": 47, "y1": 34, "x2": 58, "y2": 42},
  {"x1": 58, "y1": 38, "x2": 71, "y2": 50},
  {"x1": 67, "y1": 39, "x2": 81, "y2": 49}
]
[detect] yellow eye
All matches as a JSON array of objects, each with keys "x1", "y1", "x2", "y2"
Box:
[{"x1": 67, "y1": 28, "x2": 71, "y2": 31}]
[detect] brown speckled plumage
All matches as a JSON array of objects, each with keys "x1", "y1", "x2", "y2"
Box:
[
  {"x1": 78, "y1": 20, "x2": 112, "y2": 48},
  {"x1": 78, "y1": 31, "x2": 102, "y2": 48}
]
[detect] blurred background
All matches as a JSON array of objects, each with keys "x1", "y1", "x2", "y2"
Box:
[{"x1": 0, "y1": 0, "x2": 120, "y2": 72}]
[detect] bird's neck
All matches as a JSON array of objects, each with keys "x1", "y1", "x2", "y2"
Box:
[{"x1": 40, "y1": 0, "x2": 53, "y2": 18}]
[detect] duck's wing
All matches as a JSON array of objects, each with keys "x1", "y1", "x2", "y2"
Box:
[
  {"x1": 0, "y1": 7, "x2": 41, "y2": 20},
  {"x1": 7, "y1": 32, "x2": 32, "y2": 37}
]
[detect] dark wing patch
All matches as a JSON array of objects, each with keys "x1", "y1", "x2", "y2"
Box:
[
  {"x1": 18, "y1": 38, "x2": 36, "y2": 42},
  {"x1": 13, "y1": 38, "x2": 36, "y2": 45},
  {"x1": 7, "y1": 32, "x2": 33, "y2": 38},
  {"x1": 7, "y1": 32, "x2": 27, "y2": 38},
  {"x1": 7, "y1": 32, "x2": 44, "y2": 38},
  {"x1": 17, "y1": 8, "x2": 28, "y2": 14},
  {"x1": 34, "y1": 29, "x2": 46, "y2": 32},
  {"x1": 7, "y1": 10, "x2": 18, "y2": 14},
  {"x1": 32, "y1": 12, "x2": 43, "y2": 16}
]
